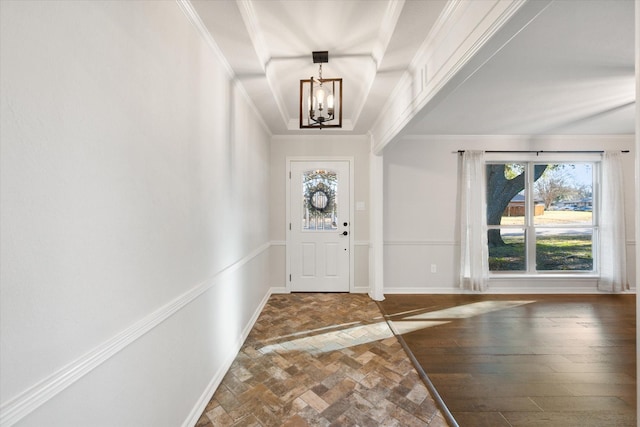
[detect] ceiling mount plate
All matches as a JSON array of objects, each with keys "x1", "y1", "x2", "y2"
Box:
[{"x1": 312, "y1": 51, "x2": 329, "y2": 63}]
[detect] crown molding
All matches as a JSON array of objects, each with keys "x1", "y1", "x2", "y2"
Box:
[
  {"x1": 370, "y1": 0, "x2": 551, "y2": 154},
  {"x1": 236, "y1": 0, "x2": 291, "y2": 128},
  {"x1": 349, "y1": 0, "x2": 407, "y2": 128},
  {"x1": 399, "y1": 134, "x2": 637, "y2": 142},
  {"x1": 176, "y1": 0, "x2": 272, "y2": 136}
]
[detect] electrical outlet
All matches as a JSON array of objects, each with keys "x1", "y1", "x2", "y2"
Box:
[{"x1": 431, "y1": 264, "x2": 437, "y2": 273}]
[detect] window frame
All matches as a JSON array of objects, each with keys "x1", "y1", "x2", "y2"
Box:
[{"x1": 485, "y1": 153, "x2": 600, "y2": 276}]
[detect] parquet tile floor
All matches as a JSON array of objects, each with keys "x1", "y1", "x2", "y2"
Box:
[{"x1": 195, "y1": 293, "x2": 449, "y2": 427}]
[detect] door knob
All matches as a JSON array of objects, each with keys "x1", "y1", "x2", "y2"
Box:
[{"x1": 341, "y1": 231, "x2": 348, "y2": 236}]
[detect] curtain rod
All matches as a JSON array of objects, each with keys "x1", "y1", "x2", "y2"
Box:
[{"x1": 456, "y1": 150, "x2": 630, "y2": 155}]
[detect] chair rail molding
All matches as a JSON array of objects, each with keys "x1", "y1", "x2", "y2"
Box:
[{"x1": 0, "y1": 242, "x2": 272, "y2": 427}]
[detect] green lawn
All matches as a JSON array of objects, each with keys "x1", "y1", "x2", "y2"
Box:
[
  {"x1": 501, "y1": 210, "x2": 592, "y2": 226},
  {"x1": 489, "y1": 234, "x2": 593, "y2": 271},
  {"x1": 536, "y1": 234, "x2": 592, "y2": 270}
]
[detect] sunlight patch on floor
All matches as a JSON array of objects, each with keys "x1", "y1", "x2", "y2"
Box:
[
  {"x1": 389, "y1": 320, "x2": 451, "y2": 335},
  {"x1": 259, "y1": 322, "x2": 394, "y2": 354},
  {"x1": 261, "y1": 321, "x2": 363, "y2": 344},
  {"x1": 403, "y1": 300, "x2": 537, "y2": 320}
]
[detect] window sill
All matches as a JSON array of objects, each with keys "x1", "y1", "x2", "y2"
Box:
[{"x1": 489, "y1": 273, "x2": 599, "y2": 280}]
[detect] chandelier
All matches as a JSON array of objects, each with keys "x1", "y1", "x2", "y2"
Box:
[{"x1": 299, "y1": 51, "x2": 342, "y2": 129}]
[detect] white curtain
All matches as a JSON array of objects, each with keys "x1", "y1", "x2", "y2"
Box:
[
  {"x1": 459, "y1": 151, "x2": 489, "y2": 291},
  {"x1": 598, "y1": 151, "x2": 628, "y2": 292}
]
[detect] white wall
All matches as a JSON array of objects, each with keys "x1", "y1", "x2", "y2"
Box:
[
  {"x1": 270, "y1": 135, "x2": 371, "y2": 292},
  {"x1": 0, "y1": 2, "x2": 271, "y2": 426},
  {"x1": 384, "y1": 135, "x2": 636, "y2": 293}
]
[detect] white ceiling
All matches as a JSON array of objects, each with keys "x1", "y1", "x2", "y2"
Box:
[{"x1": 191, "y1": 0, "x2": 636, "y2": 138}]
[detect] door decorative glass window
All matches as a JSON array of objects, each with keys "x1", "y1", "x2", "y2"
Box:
[{"x1": 302, "y1": 169, "x2": 338, "y2": 231}]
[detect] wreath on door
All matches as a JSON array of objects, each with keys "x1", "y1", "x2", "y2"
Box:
[{"x1": 305, "y1": 181, "x2": 335, "y2": 215}]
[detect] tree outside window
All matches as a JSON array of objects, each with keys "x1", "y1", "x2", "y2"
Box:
[{"x1": 486, "y1": 162, "x2": 595, "y2": 273}]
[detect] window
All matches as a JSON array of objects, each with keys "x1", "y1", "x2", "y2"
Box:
[
  {"x1": 486, "y1": 161, "x2": 596, "y2": 273},
  {"x1": 302, "y1": 169, "x2": 338, "y2": 231}
]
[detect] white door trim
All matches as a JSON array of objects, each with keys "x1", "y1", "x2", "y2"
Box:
[{"x1": 286, "y1": 156, "x2": 355, "y2": 292}]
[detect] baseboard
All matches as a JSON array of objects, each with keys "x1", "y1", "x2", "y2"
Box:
[
  {"x1": 384, "y1": 284, "x2": 637, "y2": 294},
  {"x1": 268, "y1": 285, "x2": 369, "y2": 295},
  {"x1": 384, "y1": 286, "x2": 463, "y2": 294},
  {"x1": 181, "y1": 287, "x2": 273, "y2": 427}
]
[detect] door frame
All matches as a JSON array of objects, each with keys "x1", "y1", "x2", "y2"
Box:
[{"x1": 286, "y1": 156, "x2": 355, "y2": 293}]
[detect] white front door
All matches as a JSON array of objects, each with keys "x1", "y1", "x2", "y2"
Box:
[{"x1": 289, "y1": 161, "x2": 350, "y2": 292}]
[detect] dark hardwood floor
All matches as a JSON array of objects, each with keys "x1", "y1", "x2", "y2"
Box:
[{"x1": 378, "y1": 294, "x2": 636, "y2": 427}]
